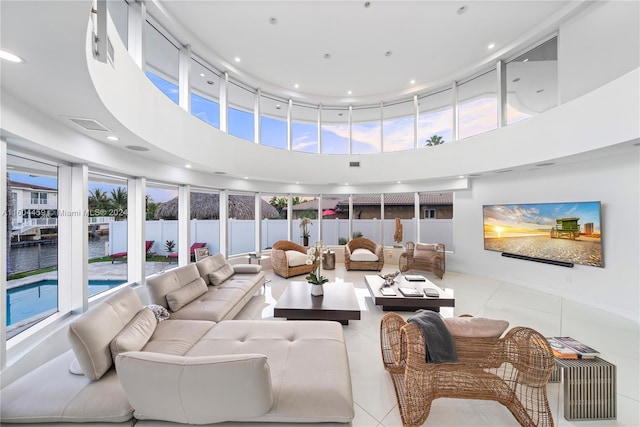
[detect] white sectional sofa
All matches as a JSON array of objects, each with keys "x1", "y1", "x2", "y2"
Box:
[{"x1": 0, "y1": 255, "x2": 355, "y2": 426}]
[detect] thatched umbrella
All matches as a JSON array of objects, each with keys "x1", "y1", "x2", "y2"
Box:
[{"x1": 155, "y1": 193, "x2": 280, "y2": 220}]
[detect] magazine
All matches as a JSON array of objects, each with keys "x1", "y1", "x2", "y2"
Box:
[
  {"x1": 546, "y1": 337, "x2": 579, "y2": 359},
  {"x1": 553, "y1": 337, "x2": 600, "y2": 358},
  {"x1": 404, "y1": 275, "x2": 426, "y2": 282}
]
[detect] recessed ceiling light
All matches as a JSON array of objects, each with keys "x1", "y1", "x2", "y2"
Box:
[
  {"x1": 523, "y1": 58, "x2": 529, "y2": 63},
  {"x1": 385, "y1": 51, "x2": 392, "y2": 57},
  {"x1": 347, "y1": 90, "x2": 352, "y2": 95},
  {"x1": 338, "y1": 113, "x2": 343, "y2": 116},
  {"x1": 294, "y1": 83, "x2": 299, "y2": 89},
  {"x1": 397, "y1": 180, "x2": 402, "y2": 184},
  {"x1": 244, "y1": 176, "x2": 249, "y2": 180},
  {"x1": 344, "y1": 182, "x2": 349, "y2": 186},
  {"x1": 512, "y1": 77, "x2": 521, "y2": 83},
  {"x1": 323, "y1": 53, "x2": 331, "y2": 59},
  {"x1": 458, "y1": 175, "x2": 465, "y2": 179},
  {"x1": 487, "y1": 43, "x2": 495, "y2": 50},
  {"x1": 185, "y1": 164, "x2": 192, "y2": 168},
  {"x1": 207, "y1": 80, "x2": 214, "y2": 85},
  {"x1": 0, "y1": 49, "x2": 25, "y2": 63},
  {"x1": 457, "y1": 5, "x2": 468, "y2": 14},
  {"x1": 269, "y1": 17, "x2": 278, "y2": 25},
  {"x1": 275, "y1": 104, "x2": 281, "y2": 110},
  {"x1": 234, "y1": 57, "x2": 241, "y2": 62},
  {"x1": 410, "y1": 79, "x2": 416, "y2": 84},
  {"x1": 106, "y1": 135, "x2": 119, "y2": 141},
  {"x1": 199, "y1": 73, "x2": 205, "y2": 77}
]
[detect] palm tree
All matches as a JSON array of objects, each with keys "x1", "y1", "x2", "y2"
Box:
[
  {"x1": 88, "y1": 188, "x2": 109, "y2": 214},
  {"x1": 425, "y1": 135, "x2": 445, "y2": 146},
  {"x1": 109, "y1": 187, "x2": 128, "y2": 220},
  {"x1": 145, "y1": 195, "x2": 157, "y2": 220}
]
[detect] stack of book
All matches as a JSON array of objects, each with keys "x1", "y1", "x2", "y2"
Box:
[{"x1": 546, "y1": 337, "x2": 600, "y2": 359}]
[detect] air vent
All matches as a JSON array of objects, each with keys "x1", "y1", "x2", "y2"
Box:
[
  {"x1": 67, "y1": 117, "x2": 110, "y2": 132},
  {"x1": 349, "y1": 161, "x2": 360, "y2": 167}
]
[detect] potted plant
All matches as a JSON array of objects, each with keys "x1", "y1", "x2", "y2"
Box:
[
  {"x1": 164, "y1": 239, "x2": 176, "y2": 255},
  {"x1": 299, "y1": 217, "x2": 312, "y2": 246}
]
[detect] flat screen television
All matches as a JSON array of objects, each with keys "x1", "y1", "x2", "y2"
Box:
[{"x1": 483, "y1": 201, "x2": 603, "y2": 268}]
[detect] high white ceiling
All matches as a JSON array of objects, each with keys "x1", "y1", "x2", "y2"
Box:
[{"x1": 149, "y1": 0, "x2": 579, "y2": 104}]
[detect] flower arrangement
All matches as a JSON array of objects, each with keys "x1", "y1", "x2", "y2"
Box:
[{"x1": 305, "y1": 240, "x2": 329, "y2": 286}]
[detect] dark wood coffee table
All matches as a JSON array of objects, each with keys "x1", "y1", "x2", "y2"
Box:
[
  {"x1": 364, "y1": 274, "x2": 455, "y2": 312},
  {"x1": 274, "y1": 281, "x2": 361, "y2": 325}
]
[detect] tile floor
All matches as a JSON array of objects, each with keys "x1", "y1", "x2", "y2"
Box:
[{"x1": 234, "y1": 265, "x2": 639, "y2": 427}]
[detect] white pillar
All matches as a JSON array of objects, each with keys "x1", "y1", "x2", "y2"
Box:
[
  {"x1": 127, "y1": 0, "x2": 145, "y2": 70},
  {"x1": 179, "y1": 45, "x2": 192, "y2": 112},
  {"x1": 178, "y1": 185, "x2": 190, "y2": 265},
  {"x1": 127, "y1": 177, "x2": 146, "y2": 285}
]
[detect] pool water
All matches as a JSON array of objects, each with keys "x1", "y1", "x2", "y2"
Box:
[{"x1": 6, "y1": 279, "x2": 126, "y2": 326}]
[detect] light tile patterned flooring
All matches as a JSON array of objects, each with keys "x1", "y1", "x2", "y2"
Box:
[{"x1": 235, "y1": 265, "x2": 639, "y2": 427}]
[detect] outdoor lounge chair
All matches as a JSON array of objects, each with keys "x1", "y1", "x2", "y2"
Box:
[
  {"x1": 167, "y1": 242, "x2": 207, "y2": 262},
  {"x1": 110, "y1": 240, "x2": 154, "y2": 263}
]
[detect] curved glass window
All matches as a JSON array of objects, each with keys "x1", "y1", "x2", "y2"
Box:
[
  {"x1": 228, "y1": 80, "x2": 255, "y2": 142},
  {"x1": 352, "y1": 105, "x2": 381, "y2": 154},
  {"x1": 383, "y1": 100, "x2": 415, "y2": 152},
  {"x1": 228, "y1": 192, "x2": 255, "y2": 255},
  {"x1": 292, "y1": 103, "x2": 319, "y2": 153},
  {"x1": 458, "y1": 70, "x2": 498, "y2": 140},
  {"x1": 418, "y1": 88, "x2": 453, "y2": 147},
  {"x1": 260, "y1": 94, "x2": 288, "y2": 149},
  {"x1": 507, "y1": 37, "x2": 558, "y2": 125},
  {"x1": 321, "y1": 107, "x2": 349, "y2": 154},
  {"x1": 190, "y1": 58, "x2": 220, "y2": 128},
  {"x1": 144, "y1": 20, "x2": 179, "y2": 104}
]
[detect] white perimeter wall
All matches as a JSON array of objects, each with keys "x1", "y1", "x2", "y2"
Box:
[{"x1": 449, "y1": 149, "x2": 640, "y2": 322}]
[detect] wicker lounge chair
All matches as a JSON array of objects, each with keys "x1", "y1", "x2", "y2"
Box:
[
  {"x1": 110, "y1": 240, "x2": 154, "y2": 263},
  {"x1": 271, "y1": 240, "x2": 315, "y2": 278},
  {"x1": 399, "y1": 241, "x2": 445, "y2": 278},
  {"x1": 344, "y1": 237, "x2": 384, "y2": 271},
  {"x1": 380, "y1": 312, "x2": 555, "y2": 427}
]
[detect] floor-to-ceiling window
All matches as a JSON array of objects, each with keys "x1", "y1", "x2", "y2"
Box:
[
  {"x1": 228, "y1": 192, "x2": 255, "y2": 255},
  {"x1": 383, "y1": 193, "x2": 415, "y2": 247},
  {"x1": 262, "y1": 193, "x2": 289, "y2": 249},
  {"x1": 6, "y1": 155, "x2": 58, "y2": 340},
  {"x1": 87, "y1": 172, "x2": 128, "y2": 293},
  {"x1": 320, "y1": 195, "x2": 346, "y2": 245},
  {"x1": 145, "y1": 182, "x2": 178, "y2": 273},
  {"x1": 189, "y1": 189, "x2": 221, "y2": 257},
  {"x1": 351, "y1": 194, "x2": 382, "y2": 243},
  {"x1": 419, "y1": 192, "x2": 454, "y2": 250}
]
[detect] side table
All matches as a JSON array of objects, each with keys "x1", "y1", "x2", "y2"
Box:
[
  {"x1": 551, "y1": 356, "x2": 616, "y2": 420},
  {"x1": 247, "y1": 255, "x2": 270, "y2": 266}
]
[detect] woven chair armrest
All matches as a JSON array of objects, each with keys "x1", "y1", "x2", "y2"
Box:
[
  {"x1": 374, "y1": 244, "x2": 384, "y2": 259},
  {"x1": 501, "y1": 326, "x2": 555, "y2": 386},
  {"x1": 380, "y1": 312, "x2": 408, "y2": 371}
]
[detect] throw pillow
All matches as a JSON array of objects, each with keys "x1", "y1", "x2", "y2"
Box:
[
  {"x1": 196, "y1": 253, "x2": 228, "y2": 285},
  {"x1": 109, "y1": 307, "x2": 157, "y2": 360},
  {"x1": 350, "y1": 248, "x2": 378, "y2": 262},
  {"x1": 207, "y1": 263, "x2": 235, "y2": 286},
  {"x1": 148, "y1": 304, "x2": 171, "y2": 321},
  {"x1": 165, "y1": 278, "x2": 208, "y2": 311},
  {"x1": 285, "y1": 250, "x2": 308, "y2": 267},
  {"x1": 443, "y1": 316, "x2": 509, "y2": 338},
  {"x1": 233, "y1": 264, "x2": 262, "y2": 274}
]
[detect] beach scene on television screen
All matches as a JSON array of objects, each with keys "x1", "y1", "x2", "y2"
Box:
[{"x1": 483, "y1": 202, "x2": 603, "y2": 267}]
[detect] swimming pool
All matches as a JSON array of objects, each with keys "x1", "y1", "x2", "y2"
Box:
[{"x1": 6, "y1": 279, "x2": 126, "y2": 326}]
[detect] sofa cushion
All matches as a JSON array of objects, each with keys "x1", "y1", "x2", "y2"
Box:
[
  {"x1": 146, "y1": 264, "x2": 200, "y2": 308},
  {"x1": 142, "y1": 319, "x2": 216, "y2": 356},
  {"x1": 116, "y1": 352, "x2": 273, "y2": 424},
  {"x1": 186, "y1": 320, "x2": 354, "y2": 424},
  {"x1": 0, "y1": 351, "x2": 134, "y2": 424},
  {"x1": 110, "y1": 307, "x2": 157, "y2": 360},
  {"x1": 233, "y1": 263, "x2": 262, "y2": 274},
  {"x1": 443, "y1": 316, "x2": 509, "y2": 338},
  {"x1": 350, "y1": 248, "x2": 378, "y2": 262},
  {"x1": 166, "y1": 277, "x2": 208, "y2": 312},
  {"x1": 68, "y1": 287, "x2": 143, "y2": 380},
  {"x1": 286, "y1": 250, "x2": 308, "y2": 267},
  {"x1": 196, "y1": 253, "x2": 228, "y2": 285},
  {"x1": 208, "y1": 263, "x2": 235, "y2": 286}
]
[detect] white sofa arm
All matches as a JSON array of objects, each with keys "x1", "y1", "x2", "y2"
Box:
[{"x1": 115, "y1": 352, "x2": 273, "y2": 424}]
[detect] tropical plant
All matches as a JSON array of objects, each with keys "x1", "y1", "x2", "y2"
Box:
[
  {"x1": 145, "y1": 195, "x2": 157, "y2": 220},
  {"x1": 165, "y1": 239, "x2": 176, "y2": 253},
  {"x1": 299, "y1": 217, "x2": 312, "y2": 238},
  {"x1": 338, "y1": 237, "x2": 348, "y2": 245},
  {"x1": 109, "y1": 187, "x2": 128, "y2": 219},
  {"x1": 425, "y1": 134, "x2": 445, "y2": 146},
  {"x1": 88, "y1": 188, "x2": 109, "y2": 213},
  {"x1": 268, "y1": 196, "x2": 301, "y2": 218},
  {"x1": 352, "y1": 231, "x2": 363, "y2": 239}
]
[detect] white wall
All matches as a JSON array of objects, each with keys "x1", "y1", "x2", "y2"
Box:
[
  {"x1": 559, "y1": 0, "x2": 640, "y2": 103},
  {"x1": 449, "y1": 149, "x2": 639, "y2": 322}
]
